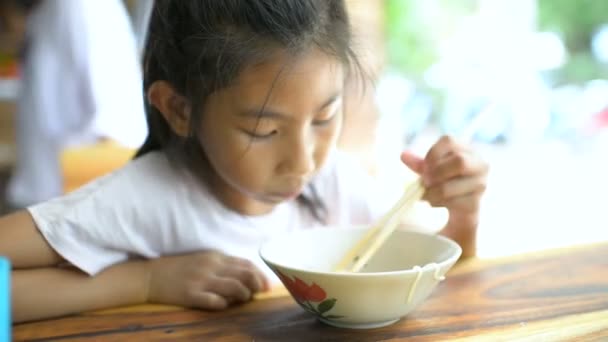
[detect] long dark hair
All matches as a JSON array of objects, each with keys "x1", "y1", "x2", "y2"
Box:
[{"x1": 136, "y1": 0, "x2": 362, "y2": 222}]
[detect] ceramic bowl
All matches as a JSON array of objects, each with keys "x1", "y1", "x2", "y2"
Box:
[{"x1": 259, "y1": 227, "x2": 461, "y2": 329}]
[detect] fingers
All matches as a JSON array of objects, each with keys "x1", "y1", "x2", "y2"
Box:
[
  {"x1": 400, "y1": 151, "x2": 425, "y2": 175},
  {"x1": 150, "y1": 251, "x2": 272, "y2": 311},
  {"x1": 189, "y1": 291, "x2": 229, "y2": 310},
  {"x1": 424, "y1": 182, "x2": 484, "y2": 212},
  {"x1": 418, "y1": 135, "x2": 488, "y2": 214},
  {"x1": 187, "y1": 254, "x2": 269, "y2": 309},
  {"x1": 218, "y1": 262, "x2": 266, "y2": 294},
  {"x1": 205, "y1": 276, "x2": 252, "y2": 303},
  {"x1": 425, "y1": 152, "x2": 488, "y2": 186},
  {"x1": 442, "y1": 192, "x2": 484, "y2": 213},
  {"x1": 425, "y1": 135, "x2": 465, "y2": 167},
  {"x1": 419, "y1": 136, "x2": 482, "y2": 184}
]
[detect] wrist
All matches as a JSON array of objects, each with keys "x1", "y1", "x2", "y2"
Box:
[
  {"x1": 447, "y1": 211, "x2": 479, "y2": 228},
  {"x1": 441, "y1": 212, "x2": 479, "y2": 259}
]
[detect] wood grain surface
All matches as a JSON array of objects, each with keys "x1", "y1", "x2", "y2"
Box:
[{"x1": 13, "y1": 242, "x2": 608, "y2": 341}]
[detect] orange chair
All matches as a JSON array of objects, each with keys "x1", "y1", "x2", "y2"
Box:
[{"x1": 60, "y1": 140, "x2": 136, "y2": 193}]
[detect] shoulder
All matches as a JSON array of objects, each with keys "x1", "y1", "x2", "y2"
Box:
[
  {"x1": 26, "y1": 151, "x2": 214, "y2": 259},
  {"x1": 90, "y1": 151, "x2": 185, "y2": 194},
  {"x1": 28, "y1": 151, "x2": 195, "y2": 218},
  {"x1": 24, "y1": 151, "x2": 209, "y2": 274}
]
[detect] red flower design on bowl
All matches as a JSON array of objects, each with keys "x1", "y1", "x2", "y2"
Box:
[
  {"x1": 275, "y1": 270, "x2": 343, "y2": 320},
  {"x1": 277, "y1": 271, "x2": 326, "y2": 302}
]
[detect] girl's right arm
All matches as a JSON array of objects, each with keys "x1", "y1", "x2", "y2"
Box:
[
  {"x1": 12, "y1": 253, "x2": 268, "y2": 323},
  {"x1": 1, "y1": 210, "x2": 149, "y2": 322},
  {"x1": 0, "y1": 211, "x2": 63, "y2": 269},
  {"x1": 12, "y1": 261, "x2": 150, "y2": 323},
  {"x1": 1, "y1": 211, "x2": 268, "y2": 323}
]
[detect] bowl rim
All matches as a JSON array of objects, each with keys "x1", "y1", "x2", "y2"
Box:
[{"x1": 258, "y1": 228, "x2": 462, "y2": 278}]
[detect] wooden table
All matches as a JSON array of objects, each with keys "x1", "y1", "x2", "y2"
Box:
[{"x1": 13, "y1": 242, "x2": 608, "y2": 341}]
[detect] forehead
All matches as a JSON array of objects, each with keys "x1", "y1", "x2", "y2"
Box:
[{"x1": 229, "y1": 49, "x2": 345, "y2": 107}]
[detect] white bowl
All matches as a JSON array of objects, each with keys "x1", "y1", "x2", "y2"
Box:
[{"x1": 259, "y1": 227, "x2": 462, "y2": 329}]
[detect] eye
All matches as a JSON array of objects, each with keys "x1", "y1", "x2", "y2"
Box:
[
  {"x1": 244, "y1": 129, "x2": 278, "y2": 140},
  {"x1": 313, "y1": 111, "x2": 339, "y2": 126}
]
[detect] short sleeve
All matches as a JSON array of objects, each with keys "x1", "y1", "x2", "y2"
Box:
[
  {"x1": 27, "y1": 153, "x2": 174, "y2": 275},
  {"x1": 29, "y1": 178, "x2": 130, "y2": 275}
]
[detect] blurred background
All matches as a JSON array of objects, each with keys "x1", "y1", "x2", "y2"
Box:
[{"x1": 0, "y1": 0, "x2": 606, "y2": 258}]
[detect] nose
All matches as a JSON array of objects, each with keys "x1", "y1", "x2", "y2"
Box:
[{"x1": 279, "y1": 130, "x2": 315, "y2": 177}]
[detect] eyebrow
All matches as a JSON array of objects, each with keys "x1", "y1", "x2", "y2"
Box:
[{"x1": 239, "y1": 92, "x2": 342, "y2": 120}]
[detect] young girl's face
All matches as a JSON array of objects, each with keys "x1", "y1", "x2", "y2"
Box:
[{"x1": 198, "y1": 49, "x2": 344, "y2": 216}]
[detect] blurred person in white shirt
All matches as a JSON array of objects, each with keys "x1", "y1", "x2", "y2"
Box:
[{"x1": 3, "y1": 0, "x2": 149, "y2": 208}]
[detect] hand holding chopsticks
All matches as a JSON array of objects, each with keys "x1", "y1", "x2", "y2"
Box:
[{"x1": 333, "y1": 104, "x2": 494, "y2": 273}]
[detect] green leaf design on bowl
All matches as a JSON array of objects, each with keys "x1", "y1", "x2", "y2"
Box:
[{"x1": 317, "y1": 298, "x2": 336, "y2": 314}]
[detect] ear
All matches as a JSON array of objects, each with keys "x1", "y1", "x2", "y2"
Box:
[{"x1": 147, "y1": 81, "x2": 192, "y2": 137}]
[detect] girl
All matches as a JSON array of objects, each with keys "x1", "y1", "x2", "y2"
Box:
[{"x1": 0, "y1": 0, "x2": 488, "y2": 323}]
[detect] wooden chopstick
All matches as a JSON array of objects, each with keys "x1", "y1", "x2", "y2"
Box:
[
  {"x1": 348, "y1": 180, "x2": 424, "y2": 272},
  {"x1": 333, "y1": 179, "x2": 424, "y2": 272},
  {"x1": 332, "y1": 103, "x2": 496, "y2": 273},
  {"x1": 332, "y1": 179, "x2": 421, "y2": 272}
]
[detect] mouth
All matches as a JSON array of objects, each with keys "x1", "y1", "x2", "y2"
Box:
[{"x1": 267, "y1": 188, "x2": 304, "y2": 201}]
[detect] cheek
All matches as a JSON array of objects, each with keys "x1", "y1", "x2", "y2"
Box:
[
  {"x1": 200, "y1": 129, "x2": 275, "y2": 191},
  {"x1": 313, "y1": 114, "x2": 343, "y2": 166},
  {"x1": 228, "y1": 150, "x2": 275, "y2": 189}
]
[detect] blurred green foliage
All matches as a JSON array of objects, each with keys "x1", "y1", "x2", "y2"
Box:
[
  {"x1": 384, "y1": 0, "x2": 608, "y2": 86},
  {"x1": 384, "y1": 0, "x2": 436, "y2": 81},
  {"x1": 537, "y1": 0, "x2": 608, "y2": 52},
  {"x1": 383, "y1": 0, "x2": 476, "y2": 116},
  {"x1": 383, "y1": 0, "x2": 475, "y2": 82},
  {"x1": 537, "y1": 0, "x2": 608, "y2": 85}
]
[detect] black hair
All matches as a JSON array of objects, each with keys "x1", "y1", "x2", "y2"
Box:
[{"x1": 136, "y1": 0, "x2": 362, "y2": 222}]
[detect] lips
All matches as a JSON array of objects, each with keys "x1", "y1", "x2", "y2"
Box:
[
  {"x1": 273, "y1": 190, "x2": 302, "y2": 199},
  {"x1": 269, "y1": 186, "x2": 304, "y2": 200}
]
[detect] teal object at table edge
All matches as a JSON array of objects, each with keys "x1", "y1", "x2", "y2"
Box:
[{"x1": 0, "y1": 257, "x2": 10, "y2": 342}]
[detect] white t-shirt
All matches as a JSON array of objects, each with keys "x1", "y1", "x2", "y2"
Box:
[{"x1": 28, "y1": 150, "x2": 405, "y2": 283}]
